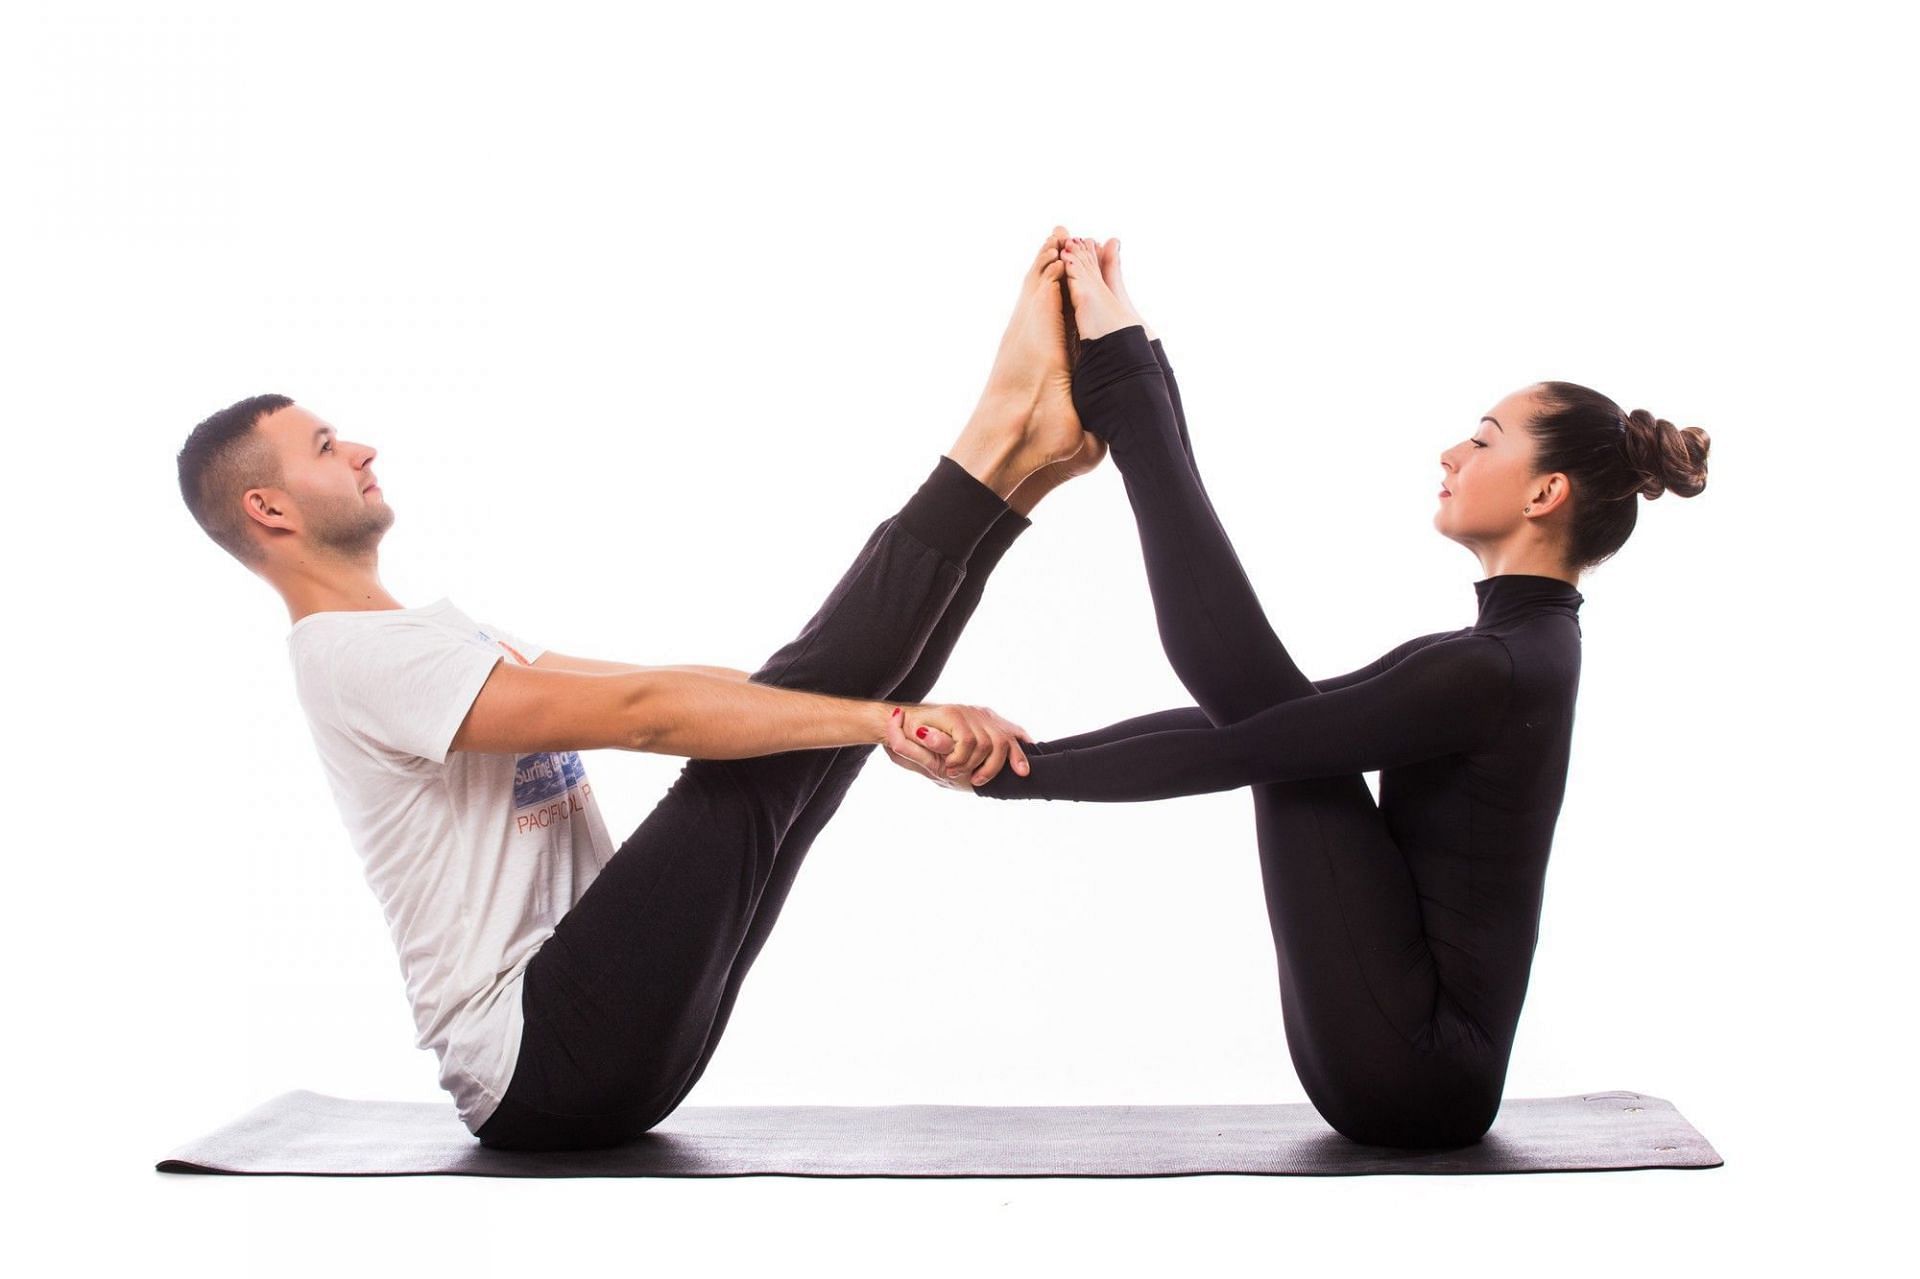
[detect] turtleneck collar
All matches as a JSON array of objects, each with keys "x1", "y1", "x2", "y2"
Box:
[{"x1": 1472, "y1": 573, "x2": 1584, "y2": 632}]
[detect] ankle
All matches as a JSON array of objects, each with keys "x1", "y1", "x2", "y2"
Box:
[
  {"x1": 944, "y1": 438, "x2": 1023, "y2": 500},
  {"x1": 1006, "y1": 466, "x2": 1060, "y2": 517}
]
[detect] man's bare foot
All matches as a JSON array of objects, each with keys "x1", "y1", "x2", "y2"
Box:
[
  {"x1": 978, "y1": 228, "x2": 1071, "y2": 408},
  {"x1": 1006, "y1": 431, "x2": 1110, "y2": 517},
  {"x1": 947, "y1": 227, "x2": 1087, "y2": 498},
  {"x1": 1096, "y1": 238, "x2": 1157, "y2": 342},
  {"x1": 1061, "y1": 236, "x2": 1145, "y2": 341}
]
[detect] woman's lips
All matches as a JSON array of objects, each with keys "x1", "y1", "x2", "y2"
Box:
[{"x1": 1439, "y1": 487, "x2": 1451, "y2": 497}]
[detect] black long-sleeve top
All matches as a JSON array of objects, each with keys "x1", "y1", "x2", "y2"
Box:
[
  {"x1": 975, "y1": 573, "x2": 1583, "y2": 811},
  {"x1": 973, "y1": 573, "x2": 1583, "y2": 1059}
]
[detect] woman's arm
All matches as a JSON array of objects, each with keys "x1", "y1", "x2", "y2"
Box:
[
  {"x1": 1004, "y1": 629, "x2": 1470, "y2": 759},
  {"x1": 974, "y1": 636, "x2": 1514, "y2": 803},
  {"x1": 1308, "y1": 628, "x2": 1469, "y2": 694},
  {"x1": 1021, "y1": 705, "x2": 1216, "y2": 757}
]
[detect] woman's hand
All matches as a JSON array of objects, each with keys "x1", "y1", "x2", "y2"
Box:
[{"x1": 883, "y1": 703, "x2": 1033, "y2": 789}]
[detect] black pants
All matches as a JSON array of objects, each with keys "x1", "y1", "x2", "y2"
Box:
[
  {"x1": 478, "y1": 333, "x2": 1490, "y2": 1153},
  {"x1": 475, "y1": 454, "x2": 1026, "y2": 1150},
  {"x1": 1070, "y1": 324, "x2": 1498, "y2": 1148}
]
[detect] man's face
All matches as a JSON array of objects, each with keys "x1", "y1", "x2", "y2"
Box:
[{"x1": 251, "y1": 403, "x2": 394, "y2": 559}]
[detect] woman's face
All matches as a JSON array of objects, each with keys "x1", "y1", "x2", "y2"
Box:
[{"x1": 1434, "y1": 385, "x2": 1549, "y2": 548}]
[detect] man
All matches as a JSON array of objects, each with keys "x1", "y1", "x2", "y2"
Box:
[{"x1": 174, "y1": 228, "x2": 1104, "y2": 1150}]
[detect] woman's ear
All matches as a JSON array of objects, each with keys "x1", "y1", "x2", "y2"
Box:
[{"x1": 1527, "y1": 473, "x2": 1572, "y2": 517}]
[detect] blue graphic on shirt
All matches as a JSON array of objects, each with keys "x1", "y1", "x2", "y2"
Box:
[
  {"x1": 474, "y1": 623, "x2": 588, "y2": 812},
  {"x1": 514, "y1": 751, "x2": 585, "y2": 809}
]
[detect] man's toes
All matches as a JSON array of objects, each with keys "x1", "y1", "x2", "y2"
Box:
[
  {"x1": 1028, "y1": 233, "x2": 1062, "y2": 284},
  {"x1": 1027, "y1": 227, "x2": 1069, "y2": 287}
]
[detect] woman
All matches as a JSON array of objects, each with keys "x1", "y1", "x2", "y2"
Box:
[{"x1": 886, "y1": 237, "x2": 1711, "y2": 1149}]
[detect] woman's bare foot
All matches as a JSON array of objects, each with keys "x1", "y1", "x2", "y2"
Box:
[
  {"x1": 947, "y1": 228, "x2": 1087, "y2": 498},
  {"x1": 1061, "y1": 236, "x2": 1145, "y2": 341},
  {"x1": 1096, "y1": 238, "x2": 1157, "y2": 342}
]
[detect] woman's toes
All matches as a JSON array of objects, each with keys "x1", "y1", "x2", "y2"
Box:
[
  {"x1": 1062, "y1": 239, "x2": 1093, "y2": 279},
  {"x1": 1098, "y1": 237, "x2": 1124, "y2": 288}
]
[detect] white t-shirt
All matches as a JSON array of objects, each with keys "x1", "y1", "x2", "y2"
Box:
[{"x1": 286, "y1": 596, "x2": 615, "y2": 1132}]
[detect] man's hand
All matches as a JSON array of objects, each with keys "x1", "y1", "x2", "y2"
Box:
[{"x1": 883, "y1": 703, "x2": 1032, "y2": 789}]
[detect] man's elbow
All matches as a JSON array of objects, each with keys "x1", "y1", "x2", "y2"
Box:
[{"x1": 452, "y1": 664, "x2": 664, "y2": 756}]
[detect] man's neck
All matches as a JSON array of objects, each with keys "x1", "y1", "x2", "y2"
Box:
[{"x1": 279, "y1": 565, "x2": 406, "y2": 626}]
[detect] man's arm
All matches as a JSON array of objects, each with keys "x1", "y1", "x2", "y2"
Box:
[
  {"x1": 450, "y1": 662, "x2": 895, "y2": 758},
  {"x1": 533, "y1": 651, "x2": 751, "y2": 681}
]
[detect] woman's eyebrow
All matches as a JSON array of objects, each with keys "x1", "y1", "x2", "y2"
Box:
[{"x1": 1480, "y1": 416, "x2": 1504, "y2": 433}]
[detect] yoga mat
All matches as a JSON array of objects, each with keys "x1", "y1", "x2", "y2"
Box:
[{"x1": 156, "y1": 1089, "x2": 1721, "y2": 1177}]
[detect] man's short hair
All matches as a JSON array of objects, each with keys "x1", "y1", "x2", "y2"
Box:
[{"x1": 177, "y1": 393, "x2": 293, "y2": 568}]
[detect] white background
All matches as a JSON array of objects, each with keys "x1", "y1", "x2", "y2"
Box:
[{"x1": 3, "y1": 0, "x2": 1912, "y2": 1274}]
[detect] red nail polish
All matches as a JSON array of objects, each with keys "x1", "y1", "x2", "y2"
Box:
[{"x1": 916, "y1": 727, "x2": 928, "y2": 739}]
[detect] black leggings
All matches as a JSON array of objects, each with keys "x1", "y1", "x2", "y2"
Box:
[
  {"x1": 479, "y1": 333, "x2": 1496, "y2": 1153},
  {"x1": 1067, "y1": 325, "x2": 1503, "y2": 1148},
  {"x1": 475, "y1": 454, "x2": 1028, "y2": 1151}
]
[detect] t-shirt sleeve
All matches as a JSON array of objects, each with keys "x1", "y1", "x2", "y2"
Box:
[
  {"x1": 976, "y1": 636, "x2": 1515, "y2": 804},
  {"x1": 477, "y1": 620, "x2": 547, "y2": 666},
  {"x1": 329, "y1": 621, "x2": 505, "y2": 764}
]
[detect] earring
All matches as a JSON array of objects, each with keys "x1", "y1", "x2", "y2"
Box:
[{"x1": 1523, "y1": 506, "x2": 1532, "y2": 514}]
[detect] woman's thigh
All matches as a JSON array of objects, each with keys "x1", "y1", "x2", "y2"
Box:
[
  {"x1": 1249, "y1": 779, "x2": 1441, "y2": 1078},
  {"x1": 1245, "y1": 775, "x2": 1507, "y2": 1146}
]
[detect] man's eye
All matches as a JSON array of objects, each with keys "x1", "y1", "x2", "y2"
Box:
[{"x1": 321, "y1": 440, "x2": 333, "y2": 453}]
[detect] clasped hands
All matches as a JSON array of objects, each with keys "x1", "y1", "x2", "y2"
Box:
[{"x1": 881, "y1": 703, "x2": 1032, "y2": 791}]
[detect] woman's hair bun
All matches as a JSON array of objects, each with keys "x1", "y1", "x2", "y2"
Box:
[{"x1": 1622, "y1": 408, "x2": 1711, "y2": 499}]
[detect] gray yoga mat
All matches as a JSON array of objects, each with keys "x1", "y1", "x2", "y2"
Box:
[{"x1": 155, "y1": 1089, "x2": 1721, "y2": 1177}]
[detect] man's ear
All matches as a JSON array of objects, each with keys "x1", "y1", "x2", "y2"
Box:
[{"x1": 243, "y1": 487, "x2": 295, "y2": 532}]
